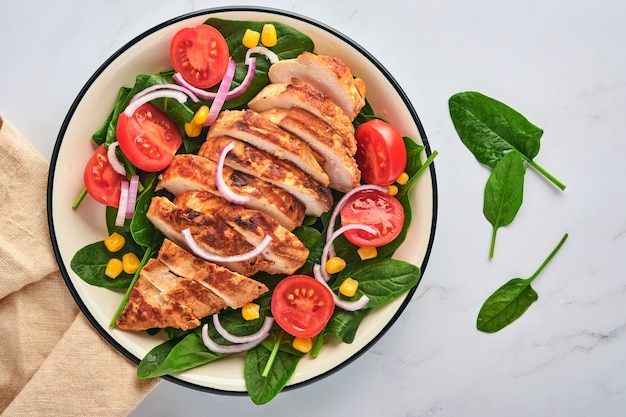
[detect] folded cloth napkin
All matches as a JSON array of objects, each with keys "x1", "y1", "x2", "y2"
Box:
[{"x1": 0, "y1": 114, "x2": 159, "y2": 416}]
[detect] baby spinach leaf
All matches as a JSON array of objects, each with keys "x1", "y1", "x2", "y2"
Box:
[
  {"x1": 245, "y1": 343, "x2": 300, "y2": 405},
  {"x1": 483, "y1": 151, "x2": 526, "y2": 258},
  {"x1": 477, "y1": 233, "x2": 568, "y2": 333},
  {"x1": 137, "y1": 330, "x2": 226, "y2": 378},
  {"x1": 449, "y1": 91, "x2": 565, "y2": 190},
  {"x1": 337, "y1": 258, "x2": 421, "y2": 309}
]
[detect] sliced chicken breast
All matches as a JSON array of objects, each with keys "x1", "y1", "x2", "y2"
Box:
[
  {"x1": 199, "y1": 136, "x2": 333, "y2": 216},
  {"x1": 156, "y1": 153, "x2": 306, "y2": 231},
  {"x1": 158, "y1": 239, "x2": 269, "y2": 309},
  {"x1": 247, "y1": 78, "x2": 355, "y2": 143},
  {"x1": 207, "y1": 109, "x2": 329, "y2": 187},
  {"x1": 263, "y1": 108, "x2": 361, "y2": 192},
  {"x1": 174, "y1": 191, "x2": 309, "y2": 275},
  {"x1": 268, "y1": 52, "x2": 366, "y2": 120},
  {"x1": 115, "y1": 259, "x2": 200, "y2": 331},
  {"x1": 147, "y1": 196, "x2": 272, "y2": 276}
]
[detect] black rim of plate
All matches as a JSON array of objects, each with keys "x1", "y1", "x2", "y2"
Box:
[{"x1": 46, "y1": 5, "x2": 438, "y2": 396}]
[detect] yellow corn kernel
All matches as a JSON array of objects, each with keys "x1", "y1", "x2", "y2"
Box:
[
  {"x1": 357, "y1": 246, "x2": 377, "y2": 260},
  {"x1": 104, "y1": 232, "x2": 125, "y2": 252},
  {"x1": 241, "y1": 303, "x2": 260, "y2": 321},
  {"x1": 339, "y1": 277, "x2": 359, "y2": 298},
  {"x1": 396, "y1": 172, "x2": 409, "y2": 185},
  {"x1": 122, "y1": 252, "x2": 140, "y2": 274},
  {"x1": 184, "y1": 122, "x2": 202, "y2": 138},
  {"x1": 387, "y1": 184, "x2": 399, "y2": 196},
  {"x1": 261, "y1": 24, "x2": 277, "y2": 47},
  {"x1": 105, "y1": 258, "x2": 123, "y2": 279},
  {"x1": 325, "y1": 256, "x2": 346, "y2": 275},
  {"x1": 192, "y1": 105, "x2": 210, "y2": 125},
  {"x1": 242, "y1": 29, "x2": 260, "y2": 48},
  {"x1": 292, "y1": 337, "x2": 313, "y2": 353}
]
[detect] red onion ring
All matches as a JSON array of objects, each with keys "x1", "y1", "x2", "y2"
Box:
[
  {"x1": 320, "y1": 223, "x2": 379, "y2": 281},
  {"x1": 172, "y1": 57, "x2": 257, "y2": 101},
  {"x1": 212, "y1": 314, "x2": 274, "y2": 344},
  {"x1": 313, "y1": 264, "x2": 370, "y2": 311},
  {"x1": 125, "y1": 175, "x2": 139, "y2": 219},
  {"x1": 115, "y1": 180, "x2": 129, "y2": 227},
  {"x1": 130, "y1": 83, "x2": 200, "y2": 103},
  {"x1": 107, "y1": 142, "x2": 126, "y2": 176},
  {"x1": 181, "y1": 228, "x2": 272, "y2": 263},
  {"x1": 215, "y1": 141, "x2": 250, "y2": 205},
  {"x1": 204, "y1": 58, "x2": 237, "y2": 126},
  {"x1": 123, "y1": 90, "x2": 188, "y2": 117},
  {"x1": 201, "y1": 323, "x2": 269, "y2": 354},
  {"x1": 245, "y1": 46, "x2": 279, "y2": 64}
]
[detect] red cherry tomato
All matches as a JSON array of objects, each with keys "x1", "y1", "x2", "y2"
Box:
[
  {"x1": 271, "y1": 275, "x2": 335, "y2": 338},
  {"x1": 340, "y1": 189, "x2": 405, "y2": 248},
  {"x1": 116, "y1": 103, "x2": 182, "y2": 172},
  {"x1": 83, "y1": 144, "x2": 126, "y2": 207},
  {"x1": 355, "y1": 119, "x2": 407, "y2": 185},
  {"x1": 170, "y1": 24, "x2": 230, "y2": 89}
]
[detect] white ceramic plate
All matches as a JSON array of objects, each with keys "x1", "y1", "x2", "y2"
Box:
[{"x1": 47, "y1": 6, "x2": 437, "y2": 394}]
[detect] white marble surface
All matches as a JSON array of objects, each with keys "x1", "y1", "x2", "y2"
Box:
[{"x1": 2, "y1": 0, "x2": 626, "y2": 415}]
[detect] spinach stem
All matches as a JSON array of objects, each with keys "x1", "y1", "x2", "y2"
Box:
[
  {"x1": 529, "y1": 233, "x2": 569, "y2": 282},
  {"x1": 526, "y1": 158, "x2": 566, "y2": 191},
  {"x1": 489, "y1": 227, "x2": 497, "y2": 259},
  {"x1": 262, "y1": 331, "x2": 283, "y2": 378},
  {"x1": 400, "y1": 149, "x2": 438, "y2": 197},
  {"x1": 72, "y1": 188, "x2": 88, "y2": 210}
]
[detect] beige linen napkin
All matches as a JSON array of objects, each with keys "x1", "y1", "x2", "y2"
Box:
[{"x1": 0, "y1": 114, "x2": 159, "y2": 416}]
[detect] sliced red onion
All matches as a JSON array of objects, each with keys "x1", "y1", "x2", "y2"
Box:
[
  {"x1": 130, "y1": 83, "x2": 200, "y2": 103},
  {"x1": 202, "y1": 323, "x2": 269, "y2": 354},
  {"x1": 107, "y1": 142, "x2": 126, "y2": 176},
  {"x1": 172, "y1": 57, "x2": 256, "y2": 101},
  {"x1": 215, "y1": 141, "x2": 250, "y2": 205},
  {"x1": 204, "y1": 58, "x2": 237, "y2": 126},
  {"x1": 245, "y1": 46, "x2": 279, "y2": 64},
  {"x1": 313, "y1": 264, "x2": 370, "y2": 311},
  {"x1": 125, "y1": 175, "x2": 139, "y2": 219},
  {"x1": 212, "y1": 314, "x2": 274, "y2": 344},
  {"x1": 320, "y1": 223, "x2": 379, "y2": 281},
  {"x1": 123, "y1": 90, "x2": 188, "y2": 117},
  {"x1": 115, "y1": 180, "x2": 129, "y2": 227},
  {"x1": 181, "y1": 228, "x2": 272, "y2": 263}
]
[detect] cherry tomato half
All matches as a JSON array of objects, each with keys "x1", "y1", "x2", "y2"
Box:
[
  {"x1": 340, "y1": 189, "x2": 405, "y2": 248},
  {"x1": 116, "y1": 103, "x2": 182, "y2": 172},
  {"x1": 355, "y1": 119, "x2": 407, "y2": 186},
  {"x1": 83, "y1": 144, "x2": 126, "y2": 207},
  {"x1": 271, "y1": 275, "x2": 335, "y2": 338},
  {"x1": 170, "y1": 24, "x2": 230, "y2": 89}
]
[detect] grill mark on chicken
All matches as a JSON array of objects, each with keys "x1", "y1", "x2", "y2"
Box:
[
  {"x1": 174, "y1": 191, "x2": 309, "y2": 275},
  {"x1": 207, "y1": 109, "x2": 329, "y2": 187},
  {"x1": 199, "y1": 136, "x2": 333, "y2": 216},
  {"x1": 147, "y1": 196, "x2": 273, "y2": 276},
  {"x1": 156, "y1": 153, "x2": 306, "y2": 230}
]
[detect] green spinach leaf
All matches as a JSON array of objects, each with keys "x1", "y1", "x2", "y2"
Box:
[
  {"x1": 449, "y1": 91, "x2": 565, "y2": 190},
  {"x1": 477, "y1": 233, "x2": 568, "y2": 333},
  {"x1": 483, "y1": 151, "x2": 526, "y2": 258},
  {"x1": 244, "y1": 343, "x2": 300, "y2": 405}
]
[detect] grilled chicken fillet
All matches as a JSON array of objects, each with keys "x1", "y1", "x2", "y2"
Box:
[
  {"x1": 156, "y1": 153, "x2": 306, "y2": 230},
  {"x1": 207, "y1": 109, "x2": 329, "y2": 187},
  {"x1": 268, "y1": 52, "x2": 366, "y2": 120},
  {"x1": 147, "y1": 196, "x2": 272, "y2": 276},
  {"x1": 247, "y1": 78, "x2": 355, "y2": 144},
  {"x1": 174, "y1": 191, "x2": 309, "y2": 275},
  {"x1": 262, "y1": 107, "x2": 361, "y2": 192},
  {"x1": 199, "y1": 136, "x2": 333, "y2": 216}
]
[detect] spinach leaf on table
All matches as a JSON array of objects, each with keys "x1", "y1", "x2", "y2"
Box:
[
  {"x1": 477, "y1": 233, "x2": 568, "y2": 333},
  {"x1": 449, "y1": 91, "x2": 565, "y2": 190},
  {"x1": 483, "y1": 151, "x2": 526, "y2": 258}
]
